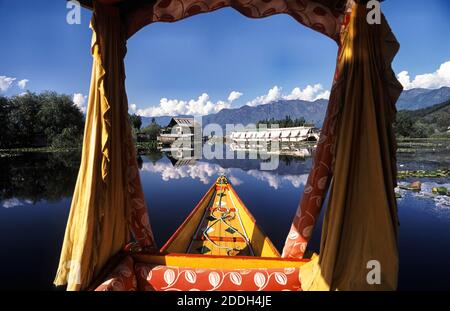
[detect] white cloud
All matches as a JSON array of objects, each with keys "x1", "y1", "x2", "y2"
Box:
[
  {"x1": 246, "y1": 84, "x2": 330, "y2": 107},
  {"x1": 140, "y1": 159, "x2": 309, "y2": 189},
  {"x1": 134, "y1": 83, "x2": 329, "y2": 117},
  {"x1": 73, "y1": 93, "x2": 87, "y2": 113},
  {"x1": 247, "y1": 86, "x2": 283, "y2": 107},
  {"x1": 0, "y1": 76, "x2": 16, "y2": 92},
  {"x1": 129, "y1": 103, "x2": 137, "y2": 113},
  {"x1": 397, "y1": 61, "x2": 450, "y2": 90},
  {"x1": 283, "y1": 84, "x2": 330, "y2": 101},
  {"x1": 17, "y1": 79, "x2": 29, "y2": 90},
  {"x1": 228, "y1": 175, "x2": 243, "y2": 186},
  {"x1": 397, "y1": 71, "x2": 411, "y2": 88},
  {"x1": 141, "y1": 161, "x2": 233, "y2": 185},
  {"x1": 227, "y1": 91, "x2": 243, "y2": 103},
  {"x1": 136, "y1": 93, "x2": 233, "y2": 117},
  {"x1": 2, "y1": 198, "x2": 22, "y2": 209},
  {"x1": 247, "y1": 170, "x2": 309, "y2": 189}
]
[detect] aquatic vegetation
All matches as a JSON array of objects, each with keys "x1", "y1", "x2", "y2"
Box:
[
  {"x1": 399, "y1": 180, "x2": 422, "y2": 191},
  {"x1": 0, "y1": 147, "x2": 79, "y2": 158},
  {"x1": 396, "y1": 138, "x2": 450, "y2": 155},
  {"x1": 135, "y1": 141, "x2": 159, "y2": 153},
  {"x1": 397, "y1": 181, "x2": 450, "y2": 212},
  {"x1": 432, "y1": 187, "x2": 449, "y2": 196},
  {"x1": 397, "y1": 169, "x2": 449, "y2": 179}
]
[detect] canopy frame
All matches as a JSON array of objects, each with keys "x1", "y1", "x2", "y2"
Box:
[{"x1": 57, "y1": 0, "x2": 402, "y2": 291}]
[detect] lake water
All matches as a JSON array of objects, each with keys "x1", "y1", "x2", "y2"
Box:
[{"x1": 1, "y1": 147, "x2": 449, "y2": 290}]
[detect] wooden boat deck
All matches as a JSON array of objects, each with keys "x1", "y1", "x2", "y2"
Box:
[
  {"x1": 91, "y1": 176, "x2": 309, "y2": 291},
  {"x1": 186, "y1": 183, "x2": 254, "y2": 256},
  {"x1": 160, "y1": 176, "x2": 280, "y2": 258}
]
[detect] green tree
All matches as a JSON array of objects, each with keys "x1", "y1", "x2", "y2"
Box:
[
  {"x1": 436, "y1": 114, "x2": 449, "y2": 132},
  {"x1": 37, "y1": 92, "x2": 84, "y2": 146},
  {"x1": 3, "y1": 91, "x2": 84, "y2": 148},
  {"x1": 51, "y1": 126, "x2": 84, "y2": 148},
  {"x1": 129, "y1": 114, "x2": 142, "y2": 131},
  {"x1": 0, "y1": 96, "x2": 11, "y2": 148},
  {"x1": 411, "y1": 121, "x2": 434, "y2": 138},
  {"x1": 141, "y1": 117, "x2": 160, "y2": 140},
  {"x1": 394, "y1": 111, "x2": 415, "y2": 137},
  {"x1": 294, "y1": 116, "x2": 306, "y2": 127},
  {"x1": 257, "y1": 116, "x2": 307, "y2": 128},
  {"x1": 8, "y1": 92, "x2": 43, "y2": 147}
]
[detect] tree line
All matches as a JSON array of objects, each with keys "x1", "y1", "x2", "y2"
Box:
[
  {"x1": 1, "y1": 91, "x2": 446, "y2": 150},
  {"x1": 256, "y1": 115, "x2": 312, "y2": 128},
  {"x1": 0, "y1": 92, "x2": 84, "y2": 149},
  {"x1": 129, "y1": 114, "x2": 161, "y2": 142},
  {"x1": 0, "y1": 91, "x2": 163, "y2": 150},
  {"x1": 394, "y1": 100, "x2": 449, "y2": 138}
]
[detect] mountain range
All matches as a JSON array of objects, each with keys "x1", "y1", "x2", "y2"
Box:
[
  {"x1": 141, "y1": 87, "x2": 450, "y2": 128},
  {"x1": 401, "y1": 99, "x2": 450, "y2": 126},
  {"x1": 396, "y1": 87, "x2": 450, "y2": 110}
]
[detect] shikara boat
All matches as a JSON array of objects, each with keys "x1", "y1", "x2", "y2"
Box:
[
  {"x1": 92, "y1": 176, "x2": 309, "y2": 291},
  {"x1": 160, "y1": 175, "x2": 280, "y2": 257}
]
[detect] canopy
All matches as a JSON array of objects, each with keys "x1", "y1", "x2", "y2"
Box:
[
  {"x1": 299, "y1": 127, "x2": 311, "y2": 137},
  {"x1": 56, "y1": 0, "x2": 402, "y2": 291},
  {"x1": 270, "y1": 130, "x2": 282, "y2": 139},
  {"x1": 257, "y1": 131, "x2": 266, "y2": 139},
  {"x1": 281, "y1": 130, "x2": 291, "y2": 138},
  {"x1": 245, "y1": 131, "x2": 255, "y2": 138},
  {"x1": 290, "y1": 129, "x2": 301, "y2": 137}
]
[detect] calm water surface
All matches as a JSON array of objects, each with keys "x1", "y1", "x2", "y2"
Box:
[{"x1": 0, "y1": 148, "x2": 449, "y2": 290}]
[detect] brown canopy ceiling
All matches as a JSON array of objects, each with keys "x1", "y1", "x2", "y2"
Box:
[
  {"x1": 78, "y1": 0, "x2": 349, "y2": 11},
  {"x1": 74, "y1": 0, "x2": 351, "y2": 39}
]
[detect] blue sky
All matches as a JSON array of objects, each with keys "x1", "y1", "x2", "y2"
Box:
[{"x1": 0, "y1": 0, "x2": 449, "y2": 116}]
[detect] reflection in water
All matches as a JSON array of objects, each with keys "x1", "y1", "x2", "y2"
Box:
[
  {"x1": 246, "y1": 170, "x2": 308, "y2": 189},
  {"x1": 2, "y1": 197, "x2": 25, "y2": 208},
  {"x1": 141, "y1": 161, "x2": 228, "y2": 185},
  {"x1": 0, "y1": 152, "x2": 81, "y2": 208},
  {"x1": 1, "y1": 145, "x2": 450, "y2": 290},
  {"x1": 141, "y1": 151, "x2": 310, "y2": 189},
  {"x1": 398, "y1": 149, "x2": 450, "y2": 171},
  {"x1": 229, "y1": 142, "x2": 314, "y2": 158},
  {"x1": 1, "y1": 148, "x2": 448, "y2": 218}
]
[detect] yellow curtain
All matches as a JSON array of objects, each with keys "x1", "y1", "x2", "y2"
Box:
[
  {"x1": 300, "y1": 2, "x2": 403, "y2": 290},
  {"x1": 54, "y1": 2, "x2": 154, "y2": 291}
]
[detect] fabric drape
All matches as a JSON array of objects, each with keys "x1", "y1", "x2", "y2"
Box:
[
  {"x1": 281, "y1": 2, "x2": 355, "y2": 260},
  {"x1": 125, "y1": 0, "x2": 348, "y2": 41},
  {"x1": 54, "y1": 2, "x2": 155, "y2": 291},
  {"x1": 298, "y1": 2, "x2": 403, "y2": 290}
]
